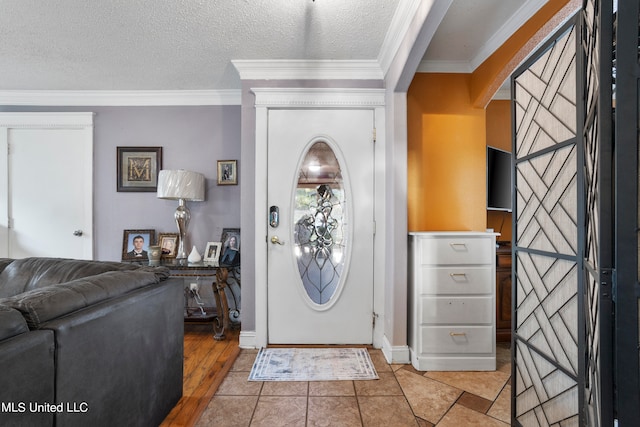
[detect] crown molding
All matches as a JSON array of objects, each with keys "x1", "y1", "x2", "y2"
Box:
[
  {"x1": 0, "y1": 90, "x2": 241, "y2": 106},
  {"x1": 251, "y1": 87, "x2": 385, "y2": 108},
  {"x1": 232, "y1": 59, "x2": 383, "y2": 81},
  {"x1": 377, "y1": 0, "x2": 424, "y2": 76}
]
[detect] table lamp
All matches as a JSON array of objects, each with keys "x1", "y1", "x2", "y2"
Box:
[{"x1": 157, "y1": 169, "x2": 205, "y2": 261}]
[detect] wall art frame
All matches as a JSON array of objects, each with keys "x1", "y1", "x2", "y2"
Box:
[
  {"x1": 117, "y1": 146, "x2": 162, "y2": 192},
  {"x1": 217, "y1": 160, "x2": 238, "y2": 185}
]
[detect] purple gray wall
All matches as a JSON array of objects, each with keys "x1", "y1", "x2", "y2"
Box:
[{"x1": 0, "y1": 105, "x2": 241, "y2": 261}]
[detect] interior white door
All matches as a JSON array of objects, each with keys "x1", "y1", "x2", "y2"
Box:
[
  {"x1": 1, "y1": 117, "x2": 93, "y2": 259},
  {"x1": 267, "y1": 109, "x2": 375, "y2": 344}
]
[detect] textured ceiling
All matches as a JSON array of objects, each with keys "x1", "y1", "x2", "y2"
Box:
[
  {"x1": 422, "y1": 0, "x2": 530, "y2": 71},
  {"x1": 0, "y1": 0, "x2": 546, "y2": 92}
]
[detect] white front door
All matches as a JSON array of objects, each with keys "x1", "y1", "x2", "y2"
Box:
[
  {"x1": 266, "y1": 109, "x2": 375, "y2": 344},
  {"x1": 0, "y1": 113, "x2": 93, "y2": 259}
]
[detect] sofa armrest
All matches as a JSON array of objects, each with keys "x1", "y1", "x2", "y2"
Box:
[
  {"x1": 0, "y1": 329, "x2": 55, "y2": 427},
  {"x1": 0, "y1": 304, "x2": 29, "y2": 341},
  {"x1": 42, "y1": 278, "x2": 183, "y2": 426}
]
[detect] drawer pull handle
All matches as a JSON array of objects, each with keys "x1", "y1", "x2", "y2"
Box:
[
  {"x1": 450, "y1": 332, "x2": 466, "y2": 337},
  {"x1": 450, "y1": 273, "x2": 467, "y2": 278},
  {"x1": 450, "y1": 243, "x2": 467, "y2": 248}
]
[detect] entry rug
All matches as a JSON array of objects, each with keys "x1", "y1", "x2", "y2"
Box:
[{"x1": 248, "y1": 347, "x2": 379, "y2": 381}]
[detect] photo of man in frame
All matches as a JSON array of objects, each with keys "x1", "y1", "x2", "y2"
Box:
[{"x1": 122, "y1": 230, "x2": 154, "y2": 261}]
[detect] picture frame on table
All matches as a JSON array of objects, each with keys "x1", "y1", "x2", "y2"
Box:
[
  {"x1": 117, "y1": 146, "x2": 162, "y2": 192},
  {"x1": 217, "y1": 160, "x2": 238, "y2": 185},
  {"x1": 122, "y1": 229, "x2": 155, "y2": 261},
  {"x1": 220, "y1": 228, "x2": 240, "y2": 266},
  {"x1": 158, "y1": 233, "x2": 179, "y2": 259},
  {"x1": 204, "y1": 241, "x2": 222, "y2": 266}
]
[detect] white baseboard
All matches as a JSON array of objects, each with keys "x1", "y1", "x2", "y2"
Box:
[
  {"x1": 239, "y1": 330, "x2": 258, "y2": 349},
  {"x1": 409, "y1": 348, "x2": 496, "y2": 371},
  {"x1": 381, "y1": 335, "x2": 410, "y2": 365},
  {"x1": 239, "y1": 330, "x2": 411, "y2": 363}
]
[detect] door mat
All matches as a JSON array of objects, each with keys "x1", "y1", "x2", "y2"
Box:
[{"x1": 248, "y1": 347, "x2": 379, "y2": 381}]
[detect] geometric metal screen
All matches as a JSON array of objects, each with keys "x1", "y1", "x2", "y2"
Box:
[{"x1": 512, "y1": 21, "x2": 581, "y2": 426}]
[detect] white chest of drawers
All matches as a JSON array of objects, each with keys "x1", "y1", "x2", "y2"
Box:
[{"x1": 408, "y1": 232, "x2": 497, "y2": 371}]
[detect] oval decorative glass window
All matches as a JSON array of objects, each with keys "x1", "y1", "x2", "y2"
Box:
[{"x1": 293, "y1": 141, "x2": 347, "y2": 305}]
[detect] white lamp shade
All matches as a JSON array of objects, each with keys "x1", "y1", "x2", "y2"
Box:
[{"x1": 157, "y1": 170, "x2": 205, "y2": 201}]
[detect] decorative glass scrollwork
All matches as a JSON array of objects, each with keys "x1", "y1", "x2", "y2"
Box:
[{"x1": 293, "y1": 141, "x2": 346, "y2": 305}]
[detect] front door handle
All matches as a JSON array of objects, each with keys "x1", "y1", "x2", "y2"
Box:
[{"x1": 270, "y1": 236, "x2": 285, "y2": 245}]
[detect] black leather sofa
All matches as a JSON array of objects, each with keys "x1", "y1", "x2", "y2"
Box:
[{"x1": 0, "y1": 258, "x2": 184, "y2": 427}]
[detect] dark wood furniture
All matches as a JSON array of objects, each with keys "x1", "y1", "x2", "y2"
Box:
[
  {"x1": 495, "y1": 243, "x2": 512, "y2": 342},
  {"x1": 166, "y1": 261, "x2": 240, "y2": 341}
]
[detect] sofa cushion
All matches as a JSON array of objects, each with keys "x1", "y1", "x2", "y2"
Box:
[
  {"x1": 0, "y1": 269, "x2": 166, "y2": 329},
  {"x1": 0, "y1": 257, "x2": 164, "y2": 298},
  {"x1": 0, "y1": 304, "x2": 29, "y2": 341}
]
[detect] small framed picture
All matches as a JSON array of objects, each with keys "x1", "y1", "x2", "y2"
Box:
[
  {"x1": 217, "y1": 160, "x2": 238, "y2": 185},
  {"x1": 204, "y1": 241, "x2": 222, "y2": 266},
  {"x1": 117, "y1": 146, "x2": 162, "y2": 192},
  {"x1": 220, "y1": 228, "x2": 240, "y2": 266},
  {"x1": 122, "y1": 229, "x2": 155, "y2": 261},
  {"x1": 158, "y1": 233, "x2": 179, "y2": 259}
]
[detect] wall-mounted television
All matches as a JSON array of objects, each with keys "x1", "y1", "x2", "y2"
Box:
[{"x1": 487, "y1": 146, "x2": 512, "y2": 212}]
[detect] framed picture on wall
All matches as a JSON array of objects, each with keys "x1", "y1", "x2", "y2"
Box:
[
  {"x1": 122, "y1": 229, "x2": 155, "y2": 261},
  {"x1": 117, "y1": 146, "x2": 162, "y2": 192},
  {"x1": 217, "y1": 160, "x2": 238, "y2": 185}
]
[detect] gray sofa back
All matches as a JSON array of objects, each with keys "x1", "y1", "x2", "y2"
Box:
[
  {"x1": 0, "y1": 258, "x2": 170, "y2": 330},
  {"x1": 1, "y1": 270, "x2": 165, "y2": 329},
  {"x1": 0, "y1": 258, "x2": 14, "y2": 275},
  {"x1": 0, "y1": 258, "x2": 154, "y2": 298}
]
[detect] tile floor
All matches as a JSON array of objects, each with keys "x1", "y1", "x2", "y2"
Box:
[{"x1": 196, "y1": 343, "x2": 511, "y2": 426}]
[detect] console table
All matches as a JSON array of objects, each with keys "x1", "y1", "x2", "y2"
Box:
[{"x1": 164, "y1": 261, "x2": 240, "y2": 341}]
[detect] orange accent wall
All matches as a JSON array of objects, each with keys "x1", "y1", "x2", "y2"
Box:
[
  {"x1": 407, "y1": 74, "x2": 486, "y2": 231},
  {"x1": 407, "y1": 0, "x2": 578, "y2": 233},
  {"x1": 486, "y1": 100, "x2": 511, "y2": 152}
]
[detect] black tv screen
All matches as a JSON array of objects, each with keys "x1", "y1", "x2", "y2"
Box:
[{"x1": 487, "y1": 146, "x2": 512, "y2": 211}]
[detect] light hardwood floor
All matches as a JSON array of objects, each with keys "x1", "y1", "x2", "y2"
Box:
[{"x1": 160, "y1": 324, "x2": 241, "y2": 427}]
